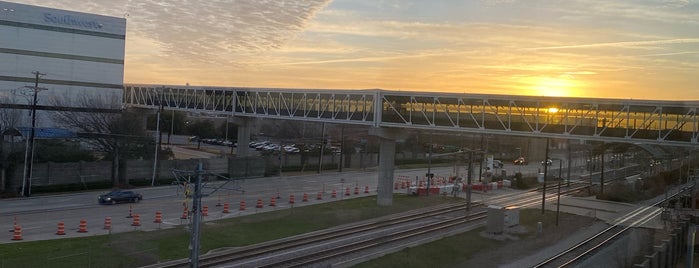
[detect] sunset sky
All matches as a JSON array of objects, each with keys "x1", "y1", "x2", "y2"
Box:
[{"x1": 11, "y1": 0, "x2": 699, "y2": 100}]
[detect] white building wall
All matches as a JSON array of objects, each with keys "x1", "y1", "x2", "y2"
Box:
[{"x1": 0, "y1": 1, "x2": 126, "y2": 128}]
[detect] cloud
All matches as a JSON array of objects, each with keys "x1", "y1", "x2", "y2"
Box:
[{"x1": 524, "y1": 38, "x2": 699, "y2": 51}]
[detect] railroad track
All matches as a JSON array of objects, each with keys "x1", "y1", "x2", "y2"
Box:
[
  {"x1": 532, "y1": 185, "x2": 693, "y2": 267},
  {"x1": 145, "y1": 202, "x2": 474, "y2": 268},
  {"x1": 145, "y1": 181, "x2": 593, "y2": 268}
]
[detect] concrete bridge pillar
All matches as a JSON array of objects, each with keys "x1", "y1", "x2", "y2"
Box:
[
  {"x1": 231, "y1": 117, "x2": 253, "y2": 158},
  {"x1": 369, "y1": 127, "x2": 410, "y2": 206}
]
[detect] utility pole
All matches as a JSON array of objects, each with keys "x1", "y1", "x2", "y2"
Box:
[
  {"x1": 189, "y1": 161, "x2": 203, "y2": 267},
  {"x1": 542, "y1": 138, "x2": 550, "y2": 215},
  {"x1": 21, "y1": 71, "x2": 46, "y2": 197}
]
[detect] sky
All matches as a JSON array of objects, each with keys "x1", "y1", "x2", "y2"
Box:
[{"x1": 10, "y1": 0, "x2": 699, "y2": 100}]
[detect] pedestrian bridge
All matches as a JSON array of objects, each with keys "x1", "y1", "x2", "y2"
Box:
[{"x1": 124, "y1": 84, "x2": 699, "y2": 147}]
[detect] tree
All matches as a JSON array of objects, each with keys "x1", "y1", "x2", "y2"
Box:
[
  {"x1": 0, "y1": 89, "x2": 23, "y2": 192},
  {"x1": 147, "y1": 110, "x2": 187, "y2": 144},
  {"x1": 50, "y1": 93, "x2": 153, "y2": 186},
  {"x1": 186, "y1": 119, "x2": 216, "y2": 149}
]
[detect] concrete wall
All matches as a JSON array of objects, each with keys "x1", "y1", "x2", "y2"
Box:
[{"x1": 7, "y1": 157, "x2": 248, "y2": 190}]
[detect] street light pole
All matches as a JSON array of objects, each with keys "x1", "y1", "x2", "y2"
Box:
[
  {"x1": 151, "y1": 87, "x2": 164, "y2": 186},
  {"x1": 21, "y1": 71, "x2": 46, "y2": 197}
]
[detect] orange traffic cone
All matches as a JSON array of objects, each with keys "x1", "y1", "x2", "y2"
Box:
[
  {"x1": 302, "y1": 193, "x2": 309, "y2": 202},
  {"x1": 269, "y1": 197, "x2": 276, "y2": 207},
  {"x1": 364, "y1": 186, "x2": 370, "y2": 193},
  {"x1": 332, "y1": 188, "x2": 337, "y2": 198},
  {"x1": 222, "y1": 203, "x2": 230, "y2": 213},
  {"x1": 11, "y1": 225, "x2": 22, "y2": 241},
  {"x1": 131, "y1": 214, "x2": 141, "y2": 226},
  {"x1": 104, "y1": 217, "x2": 112, "y2": 230},
  {"x1": 240, "y1": 200, "x2": 247, "y2": 211},
  {"x1": 317, "y1": 192, "x2": 323, "y2": 200},
  {"x1": 202, "y1": 205, "x2": 209, "y2": 216},
  {"x1": 255, "y1": 199, "x2": 263, "y2": 208},
  {"x1": 154, "y1": 211, "x2": 163, "y2": 223},
  {"x1": 394, "y1": 182, "x2": 399, "y2": 190},
  {"x1": 56, "y1": 222, "x2": 66, "y2": 235},
  {"x1": 354, "y1": 186, "x2": 359, "y2": 195},
  {"x1": 289, "y1": 194, "x2": 295, "y2": 204},
  {"x1": 181, "y1": 206, "x2": 188, "y2": 219},
  {"x1": 78, "y1": 219, "x2": 88, "y2": 233},
  {"x1": 345, "y1": 187, "x2": 351, "y2": 196}
]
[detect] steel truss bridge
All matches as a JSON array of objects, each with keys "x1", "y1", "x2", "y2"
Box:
[{"x1": 124, "y1": 84, "x2": 699, "y2": 147}]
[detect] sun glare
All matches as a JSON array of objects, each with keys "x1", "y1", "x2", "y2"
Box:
[
  {"x1": 547, "y1": 107, "x2": 559, "y2": 113},
  {"x1": 532, "y1": 77, "x2": 578, "y2": 97}
]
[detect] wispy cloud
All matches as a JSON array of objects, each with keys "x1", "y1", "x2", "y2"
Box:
[{"x1": 525, "y1": 38, "x2": 699, "y2": 51}]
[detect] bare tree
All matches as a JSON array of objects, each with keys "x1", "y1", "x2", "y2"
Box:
[
  {"x1": 0, "y1": 89, "x2": 22, "y2": 133},
  {"x1": 0, "y1": 89, "x2": 23, "y2": 192},
  {"x1": 50, "y1": 92, "x2": 151, "y2": 186}
]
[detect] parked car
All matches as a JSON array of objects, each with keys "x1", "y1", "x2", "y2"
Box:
[
  {"x1": 493, "y1": 160, "x2": 504, "y2": 168},
  {"x1": 513, "y1": 156, "x2": 527, "y2": 165},
  {"x1": 98, "y1": 190, "x2": 142, "y2": 204}
]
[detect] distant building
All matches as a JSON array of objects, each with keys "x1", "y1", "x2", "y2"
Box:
[{"x1": 0, "y1": 1, "x2": 126, "y2": 128}]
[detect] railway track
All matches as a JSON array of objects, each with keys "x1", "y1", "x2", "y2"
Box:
[
  {"x1": 532, "y1": 185, "x2": 693, "y2": 267},
  {"x1": 145, "y1": 182, "x2": 591, "y2": 268}
]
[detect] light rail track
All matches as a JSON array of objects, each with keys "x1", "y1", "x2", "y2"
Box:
[{"x1": 533, "y1": 185, "x2": 693, "y2": 267}]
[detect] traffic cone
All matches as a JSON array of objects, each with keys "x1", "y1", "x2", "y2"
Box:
[
  {"x1": 11, "y1": 225, "x2": 22, "y2": 241},
  {"x1": 222, "y1": 203, "x2": 230, "y2": 213},
  {"x1": 317, "y1": 192, "x2": 323, "y2": 200},
  {"x1": 240, "y1": 200, "x2": 247, "y2": 211},
  {"x1": 302, "y1": 193, "x2": 309, "y2": 202},
  {"x1": 104, "y1": 217, "x2": 112, "y2": 230},
  {"x1": 269, "y1": 197, "x2": 276, "y2": 207},
  {"x1": 394, "y1": 182, "x2": 399, "y2": 190},
  {"x1": 78, "y1": 219, "x2": 88, "y2": 233},
  {"x1": 181, "y1": 206, "x2": 188, "y2": 219},
  {"x1": 354, "y1": 186, "x2": 359, "y2": 195},
  {"x1": 154, "y1": 211, "x2": 163, "y2": 223},
  {"x1": 202, "y1": 205, "x2": 209, "y2": 216},
  {"x1": 364, "y1": 186, "x2": 370, "y2": 193},
  {"x1": 126, "y1": 205, "x2": 133, "y2": 218},
  {"x1": 255, "y1": 199, "x2": 263, "y2": 208},
  {"x1": 289, "y1": 194, "x2": 295, "y2": 204},
  {"x1": 56, "y1": 222, "x2": 66, "y2": 235},
  {"x1": 345, "y1": 187, "x2": 351, "y2": 196},
  {"x1": 131, "y1": 214, "x2": 141, "y2": 226},
  {"x1": 332, "y1": 188, "x2": 337, "y2": 198}
]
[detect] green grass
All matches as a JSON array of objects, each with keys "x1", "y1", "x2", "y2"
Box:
[{"x1": 0, "y1": 194, "x2": 460, "y2": 268}]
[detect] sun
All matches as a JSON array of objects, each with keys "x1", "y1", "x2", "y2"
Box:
[{"x1": 532, "y1": 77, "x2": 577, "y2": 97}]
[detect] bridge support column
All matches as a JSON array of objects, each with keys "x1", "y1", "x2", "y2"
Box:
[
  {"x1": 231, "y1": 117, "x2": 253, "y2": 158},
  {"x1": 377, "y1": 138, "x2": 396, "y2": 206},
  {"x1": 369, "y1": 127, "x2": 409, "y2": 207}
]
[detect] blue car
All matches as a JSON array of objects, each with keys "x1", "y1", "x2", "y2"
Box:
[{"x1": 98, "y1": 190, "x2": 143, "y2": 204}]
